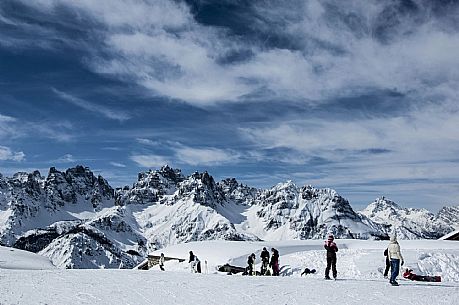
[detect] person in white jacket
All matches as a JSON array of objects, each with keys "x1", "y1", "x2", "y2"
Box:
[{"x1": 387, "y1": 234, "x2": 404, "y2": 286}]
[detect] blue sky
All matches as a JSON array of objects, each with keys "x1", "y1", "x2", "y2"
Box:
[{"x1": 1, "y1": 0, "x2": 458, "y2": 211}]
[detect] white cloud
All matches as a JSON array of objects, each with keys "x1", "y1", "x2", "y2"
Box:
[
  {"x1": 6, "y1": 0, "x2": 456, "y2": 109},
  {"x1": 1, "y1": 112, "x2": 75, "y2": 143},
  {"x1": 14, "y1": 1, "x2": 459, "y2": 107},
  {"x1": 240, "y1": 100, "x2": 459, "y2": 188},
  {"x1": 53, "y1": 88, "x2": 130, "y2": 121},
  {"x1": 29, "y1": 121, "x2": 75, "y2": 142},
  {"x1": 0, "y1": 114, "x2": 16, "y2": 122},
  {"x1": 0, "y1": 146, "x2": 25, "y2": 162},
  {"x1": 0, "y1": 113, "x2": 21, "y2": 139},
  {"x1": 136, "y1": 138, "x2": 158, "y2": 146},
  {"x1": 55, "y1": 154, "x2": 75, "y2": 163},
  {"x1": 175, "y1": 146, "x2": 240, "y2": 166},
  {"x1": 109, "y1": 161, "x2": 126, "y2": 168},
  {"x1": 130, "y1": 154, "x2": 170, "y2": 168}
]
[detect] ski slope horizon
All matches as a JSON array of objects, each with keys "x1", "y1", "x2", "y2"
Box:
[{"x1": 1, "y1": 239, "x2": 459, "y2": 305}]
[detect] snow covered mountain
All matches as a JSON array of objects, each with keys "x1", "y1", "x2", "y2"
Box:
[
  {"x1": 359, "y1": 197, "x2": 456, "y2": 239},
  {"x1": 0, "y1": 166, "x2": 146, "y2": 269},
  {"x1": 1, "y1": 165, "x2": 457, "y2": 269},
  {"x1": 242, "y1": 182, "x2": 388, "y2": 240}
]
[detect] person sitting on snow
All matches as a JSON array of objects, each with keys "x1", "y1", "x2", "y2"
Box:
[{"x1": 403, "y1": 269, "x2": 441, "y2": 282}]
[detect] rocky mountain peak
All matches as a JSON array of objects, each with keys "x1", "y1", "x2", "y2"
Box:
[
  {"x1": 360, "y1": 197, "x2": 403, "y2": 218},
  {"x1": 172, "y1": 171, "x2": 225, "y2": 208},
  {"x1": 218, "y1": 178, "x2": 259, "y2": 205},
  {"x1": 117, "y1": 166, "x2": 184, "y2": 206},
  {"x1": 436, "y1": 205, "x2": 459, "y2": 229}
]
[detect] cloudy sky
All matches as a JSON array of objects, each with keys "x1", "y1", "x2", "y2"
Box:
[{"x1": 1, "y1": 0, "x2": 458, "y2": 211}]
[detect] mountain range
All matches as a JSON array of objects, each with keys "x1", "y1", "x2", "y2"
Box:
[{"x1": 0, "y1": 165, "x2": 457, "y2": 269}]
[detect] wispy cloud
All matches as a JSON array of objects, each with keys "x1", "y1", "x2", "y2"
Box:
[
  {"x1": 54, "y1": 154, "x2": 76, "y2": 163},
  {"x1": 109, "y1": 161, "x2": 126, "y2": 168},
  {"x1": 29, "y1": 120, "x2": 75, "y2": 142},
  {"x1": 129, "y1": 154, "x2": 170, "y2": 168},
  {"x1": 52, "y1": 88, "x2": 131, "y2": 122},
  {"x1": 0, "y1": 146, "x2": 25, "y2": 162},
  {"x1": 0, "y1": 113, "x2": 16, "y2": 122},
  {"x1": 12, "y1": 0, "x2": 457, "y2": 108},
  {"x1": 136, "y1": 138, "x2": 159, "y2": 146},
  {"x1": 0, "y1": 112, "x2": 74, "y2": 142},
  {"x1": 131, "y1": 141, "x2": 241, "y2": 167},
  {"x1": 0, "y1": 113, "x2": 21, "y2": 139}
]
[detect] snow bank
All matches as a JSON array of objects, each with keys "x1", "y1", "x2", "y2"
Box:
[{"x1": 0, "y1": 246, "x2": 55, "y2": 270}]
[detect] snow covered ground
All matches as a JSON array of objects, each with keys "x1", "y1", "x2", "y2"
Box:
[{"x1": 1, "y1": 240, "x2": 459, "y2": 305}]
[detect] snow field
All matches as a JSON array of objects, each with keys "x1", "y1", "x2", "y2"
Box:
[{"x1": 1, "y1": 240, "x2": 459, "y2": 305}]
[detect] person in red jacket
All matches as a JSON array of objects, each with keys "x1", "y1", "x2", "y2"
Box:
[
  {"x1": 270, "y1": 248, "x2": 280, "y2": 276},
  {"x1": 324, "y1": 234, "x2": 338, "y2": 280}
]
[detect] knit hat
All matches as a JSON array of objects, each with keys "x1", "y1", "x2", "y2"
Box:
[
  {"x1": 390, "y1": 234, "x2": 397, "y2": 242},
  {"x1": 328, "y1": 234, "x2": 334, "y2": 241}
]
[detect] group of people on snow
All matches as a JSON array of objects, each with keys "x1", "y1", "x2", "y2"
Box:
[
  {"x1": 157, "y1": 233, "x2": 440, "y2": 285},
  {"x1": 382, "y1": 234, "x2": 441, "y2": 285},
  {"x1": 246, "y1": 247, "x2": 280, "y2": 276}
]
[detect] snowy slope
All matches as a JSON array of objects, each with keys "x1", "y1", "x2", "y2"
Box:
[
  {"x1": 1, "y1": 240, "x2": 458, "y2": 305},
  {"x1": 0, "y1": 245, "x2": 55, "y2": 270}
]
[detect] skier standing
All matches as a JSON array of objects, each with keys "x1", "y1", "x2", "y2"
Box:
[
  {"x1": 324, "y1": 234, "x2": 338, "y2": 280},
  {"x1": 260, "y1": 247, "x2": 270, "y2": 275},
  {"x1": 247, "y1": 253, "x2": 256, "y2": 275},
  {"x1": 387, "y1": 235, "x2": 404, "y2": 286},
  {"x1": 270, "y1": 248, "x2": 280, "y2": 276},
  {"x1": 159, "y1": 253, "x2": 165, "y2": 271}
]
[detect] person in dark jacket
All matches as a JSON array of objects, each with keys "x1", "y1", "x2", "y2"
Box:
[
  {"x1": 159, "y1": 253, "x2": 165, "y2": 271},
  {"x1": 270, "y1": 248, "x2": 280, "y2": 276},
  {"x1": 189, "y1": 251, "x2": 201, "y2": 273},
  {"x1": 247, "y1": 253, "x2": 256, "y2": 275},
  {"x1": 383, "y1": 248, "x2": 390, "y2": 278},
  {"x1": 324, "y1": 234, "x2": 338, "y2": 280},
  {"x1": 260, "y1": 247, "x2": 270, "y2": 275}
]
